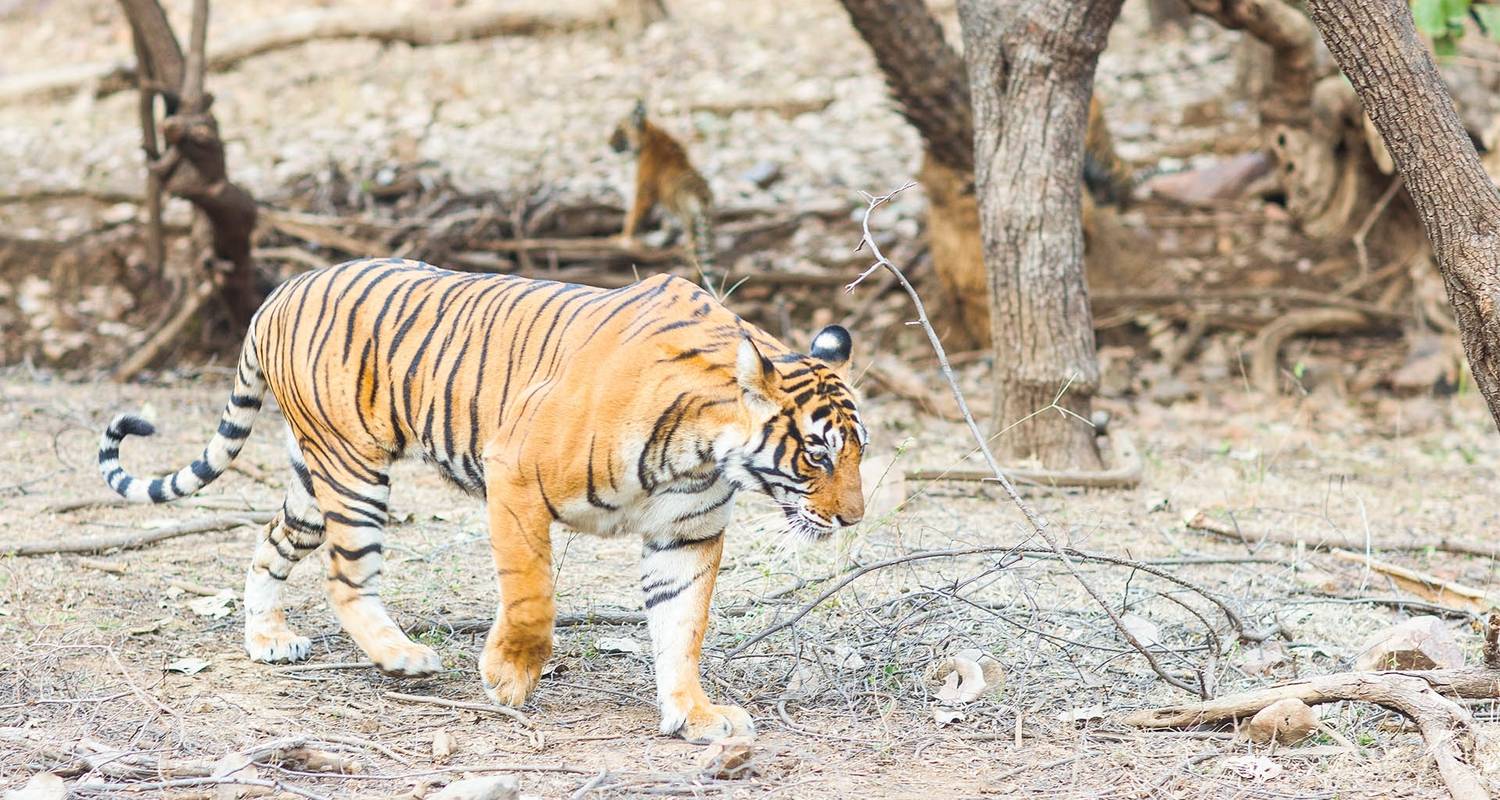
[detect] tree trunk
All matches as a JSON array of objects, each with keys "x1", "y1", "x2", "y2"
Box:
[
  {"x1": 120, "y1": 0, "x2": 261, "y2": 330},
  {"x1": 1305, "y1": 0, "x2": 1500, "y2": 430},
  {"x1": 958, "y1": 0, "x2": 1120, "y2": 469}
]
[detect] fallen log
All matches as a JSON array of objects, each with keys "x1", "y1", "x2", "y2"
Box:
[
  {"x1": 1125, "y1": 614, "x2": 1500, "y2": 800},
  {"x1": 1, "y1": 512, "x2": 272, "y2": 557},
  {"x1": 1, "y1": 2, "x2": 613, "y2": 105}
]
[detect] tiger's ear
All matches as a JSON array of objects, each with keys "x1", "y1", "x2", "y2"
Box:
[
  {"x1": 809, "y1": 325, "x2": 853, "y2": 379},
  {"x1": 737, "y1": 336, "x2": 779, "y2": 408}
]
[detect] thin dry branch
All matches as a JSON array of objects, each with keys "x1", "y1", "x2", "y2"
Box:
[
  {"x1": 1184, "y1": 508, "x2": 1500, "y2": 562},
  {"x1": 906, "y1": 432, "x2": 1143, "y2": 489},
  {"x1": 383, "y1": 691, "x2": 532, "y2": 728},
  {"x1": 841, "y1": 184, "x2": 1205, "y2": 697},
  {"x1": 0, "y1": 511, "x2": 272, "y2": 556},
  {"x1": 1328, "y1": 549, "x2": 1496, "y2": 613}
]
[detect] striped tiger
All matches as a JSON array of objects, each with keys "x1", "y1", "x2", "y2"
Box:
[{"x1": 97, "y1": 259, "x2": 866, "y2": 743}]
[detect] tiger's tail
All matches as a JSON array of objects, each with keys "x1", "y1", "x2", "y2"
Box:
[
  {"x1": 687, "y1": 204, "x2": 721, "y2": 296},
  {"x1": 98, "y1": 330, "x2": 267, "y2": 503}
]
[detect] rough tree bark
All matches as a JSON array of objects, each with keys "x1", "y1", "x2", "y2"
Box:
[
  {"x1": 1304, "y1": 0, "x2": 1500, "y2": 430},
  {"x1": 121, "y1": 0, "x2": 261, "y2": 330},
  {"x1": 957, "y1": 0, "x2": 1122, "y2": 469},
  {"x1": 836, "y1": 0, "x2": 987, "y2": 350}
]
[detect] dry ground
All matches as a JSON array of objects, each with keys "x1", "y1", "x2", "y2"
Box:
[{"x1": 3, "y1": 368, "x2": 1500, "y2": 798}]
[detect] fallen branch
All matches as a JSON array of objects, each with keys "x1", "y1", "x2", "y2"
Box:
[
  {"x1": 0, "y1": 511, "x2": 272, "y2": 557},
  {"x1": 1251, "y1": 308, "x2": 1372, "y2": 394},
  {"x1": 383, "y1": 691, "x2": 531, "y2": 727},
  {"x1": 1184, "y1": 508, "x2": 1500, "y2": 562},
  {"x1": 841, "y1": 185, "x2": 1205, "y2": 696},
  {"x1": 1328, "y1": 549, "x2": 1496, "y2": 613},
  {"x1": 112, "y1": 279, "x2": 215, "y2": 382},
  {"x1": 1, "y1": 2, "x2": 612, "y2": 104},
  {"x1": 906, "y1": 432, "x2": 1143, "y2": 489},
  {"x1": 1126, "y1": 671, "x2": 1498, "y2": 799}
]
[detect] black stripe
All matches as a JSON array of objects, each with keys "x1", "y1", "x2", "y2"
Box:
[
  {"x1": 191, "y1": 459, "x2": 216, "y2": 481},
  {"x1": 147, "y1": 479, "x2": 167, "y2": 502},
  {"x1": 229, "y1": 394, "x2": 262, "y2": 409},
  {"x1": 98, "y1": 446, "x2": 118, "y2": 461},
  {"x1": 331, "y1": 542, "x2": 383, "y2": 561},
  {"x1": 643, "y1": 530, "x2": 724, "y2": 553},
  {"x1": 324, "y1": 511, "x2": 383, "y2": 529},
  {"x1": 217, "y1": 420, "x2": 251, "y2": 439}
]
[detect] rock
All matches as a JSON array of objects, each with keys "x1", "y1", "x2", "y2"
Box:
[
  {"x1": 739, "y1": 160, "x2": 782, "y2": 189},
  {"x1": 696, "y1": 737, "x2": 755, "y2": 780},
  {"x1": 429, "y1": 775, "x2": 519, "y2": 800},
  {"x1": 3, "y1": 773, "x2": 65, "y2": 800},
  {"x1": 1142, "y1": 152, "x2": 1274, "y2": 205},
  {"x1": 1242, "y1": 698, "x2": 1319, "y2": 745},
  {"x1": 1354, "y1": 616, "x2": 1464, "y2": 671}
]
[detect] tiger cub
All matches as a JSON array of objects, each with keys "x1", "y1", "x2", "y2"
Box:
[
  {"x1": 609, "y1": 101, "x2": 719, "y2": 289},
  {"x1": 98, "y1": 259, "x2": 866, "y2": 744}
]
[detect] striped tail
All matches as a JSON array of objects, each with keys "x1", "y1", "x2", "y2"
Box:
[
  {"x1": 687, "y1": 203, "x2": 720, "y2": 296},
  {"x1": 98, "y1": 335, "x2": 267, "y2": 503}
]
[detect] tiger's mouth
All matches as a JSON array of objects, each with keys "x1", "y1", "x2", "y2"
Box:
[{"x1": 782, "y1": 505, "x2": 835, "y2": 540}]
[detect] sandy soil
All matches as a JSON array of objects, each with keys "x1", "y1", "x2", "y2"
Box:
[{"x1": 3, "y1": 367, "x2": 1499, "y2": 798}]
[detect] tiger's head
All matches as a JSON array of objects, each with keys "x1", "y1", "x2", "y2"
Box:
[
  {"x1": 727, "y1": 325, "x2": 867, "y2": 539},
  {"x1": 608, "y1": 100, "x2": 648, "y2": 155}
]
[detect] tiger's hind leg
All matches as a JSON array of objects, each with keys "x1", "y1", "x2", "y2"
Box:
[
  {"x1": 304, "y1": 441, "x2": 442, "y2": 677},
  {"x1": 243, "y1": 431, "x2": 325, "y2": 663}
]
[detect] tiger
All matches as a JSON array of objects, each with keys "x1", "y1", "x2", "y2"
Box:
[
  {"x1": 608, "y1": 100, "x2": 719, "y2": 291},
  {"x1": 97, "y1": 259, "x2": 866, "y2": 744}
]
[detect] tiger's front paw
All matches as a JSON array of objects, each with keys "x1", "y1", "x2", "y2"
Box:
[
  {"x1": 370, "y1": 638, "x2": 443, "y2": 677},
  {"x1": 480, "y1": 635, "x2": 552, "y2": 707},
  {"x1": 661, "y1": 701, "x2": 755, "y2": 744}
]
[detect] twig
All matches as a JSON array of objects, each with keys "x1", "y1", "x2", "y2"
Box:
[
  {"x1": 78, "y1": 557, "x2": 127, "y2": 574},
  {"x1": 69, "y1": 776, "x2": 330, "y2": 800},
  {"x1": 1183, "y1": 508, "x2": 1500, "y2": 561},
  {"x1": 1352, "y1": 176, "x2": 1405, "y2": 276},
  {"x1": 844, "y1": 184, "x2": 1204, "y2": 697},
  {"x1": 269, "y1": 661, "x2": 374, "y2": 674},
  {"x1": 725, "y1": 546, "x2": 1024, "y2": 659},
  {"x1": 905, "y1": 432, "x2": 1143, "y2": 489},
  {"x1": 383, "y1": 691, "x2": 532, "y2": 728},
  {"x1": 0, "y1": 511, "x2": 272, "y2": 556}
]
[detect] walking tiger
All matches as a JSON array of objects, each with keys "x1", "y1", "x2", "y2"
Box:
[{"x1": 98, "y1": 259, "x2": 866, "y2": 743}]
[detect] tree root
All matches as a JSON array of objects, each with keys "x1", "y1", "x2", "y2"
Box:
[{"x1": 1250, "y1": 307, "x2": 1371, "y2": 394}]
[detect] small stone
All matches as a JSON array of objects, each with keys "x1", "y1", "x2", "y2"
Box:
[
  {"x1": 1354, "y1": 616, "x2": 1464, "y2": 671},
  {"x1": 739, "y1": 160, "x2": 782, "y2": 189},
  {"x1": 1242, "y1": 698, "x2": 1319, "y2": 745},
  {"x1": 696, "y1": 737, "x2": 755, "y2": 780},
  {"x1": 429, "y1": 775, "x2": 519, "y2": 800}
]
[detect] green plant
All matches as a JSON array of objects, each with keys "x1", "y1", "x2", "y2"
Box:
[{"x1": 1412, "y1": 0, "x2": 1500, "y2": 55}]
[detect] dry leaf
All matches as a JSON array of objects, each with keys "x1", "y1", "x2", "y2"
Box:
[
  {"x1": 595, "y1": 637, "x2": 642, "y2": 655},
  {"x1": 1119, "y1": 613, "x2": 1160, "y2": 647},
  {"x1": 165, "y1": 657, "x2": 211, "y2": 675},
  {"x1": 188, "y1": 590, "x2": 236, "y2": 619},
  {"x1": 696, "y1": 736, "x2": 756, "y2": 779},
  {"x1": 432, "y1": 729, "x2": 455, "y2": 763},
  {"x1": 1056, "y1": 704, "x2": 1105, "y2": 723},
  {"x1": 1221, "y1": 755, "x2": 1283, "y2": 782}
]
